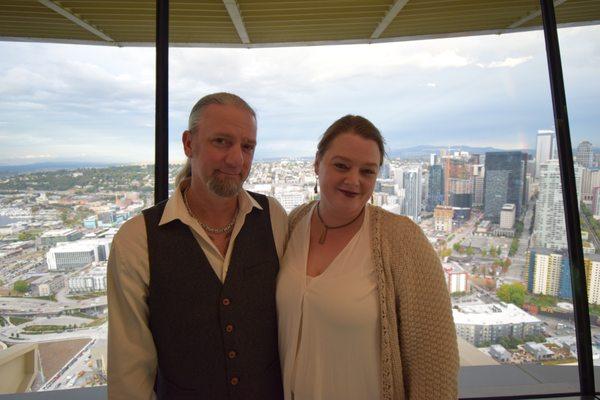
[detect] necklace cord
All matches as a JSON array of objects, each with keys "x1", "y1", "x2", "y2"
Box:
[{"x1": 316, "y1": 202, "x2": 365, "y2": 244}]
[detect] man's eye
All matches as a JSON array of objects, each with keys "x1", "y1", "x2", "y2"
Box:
[
  {"x1": 213, "y1": 138, "x2": 229, "y2": 146},
  {"x1": 243, "y1": 144, "x2": 255, "y2": 152}
]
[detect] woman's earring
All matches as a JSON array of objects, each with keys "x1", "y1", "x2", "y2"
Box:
[
  {"x1": 314, "y1": 176, "x2": 319, "y2": 194},
  {"x1": 314, "y1": 182, "x2": 318, "y2": 194}
]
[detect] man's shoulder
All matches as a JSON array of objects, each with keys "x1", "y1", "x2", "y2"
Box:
[{"x1": 113, "y1": 213, "x2": 147, "y2": 248}]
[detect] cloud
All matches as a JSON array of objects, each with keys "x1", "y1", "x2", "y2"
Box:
[
  {"x1": 477, "y1": 56, "x2": 533, "y2": 69},
  {"x1": 0, "y1": 26, "x2": 599, "y2": 163}
]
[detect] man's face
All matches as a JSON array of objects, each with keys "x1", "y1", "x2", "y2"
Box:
[{"x1": 183, "y1": 103, "x2": 257, "y2": 197}]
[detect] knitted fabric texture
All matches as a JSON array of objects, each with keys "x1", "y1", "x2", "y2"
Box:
[{"x1": 288, "y1": 202, "x2": 459, "y2": 400}]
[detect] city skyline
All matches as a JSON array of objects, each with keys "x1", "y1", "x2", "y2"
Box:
[{"x1": 0, "y1": 26, "x2": 598, "y2": 164}]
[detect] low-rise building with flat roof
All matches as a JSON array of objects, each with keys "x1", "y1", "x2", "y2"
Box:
[{"x1": 453, "y1": 302, "x2": 542, "y2": 347}]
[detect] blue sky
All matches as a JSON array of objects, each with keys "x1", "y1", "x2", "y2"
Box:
[{"x1": 0, "y1": 25, "x2": 598, "y2": 165}]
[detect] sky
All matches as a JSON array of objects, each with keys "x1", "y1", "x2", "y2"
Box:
[{"x1": 0, "y1": 25, "x2": 598, "y2": 165}]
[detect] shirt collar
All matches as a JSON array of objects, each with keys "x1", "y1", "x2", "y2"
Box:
[{"x1": 158, "y1": 177, "x2": 263, "y2": 226}]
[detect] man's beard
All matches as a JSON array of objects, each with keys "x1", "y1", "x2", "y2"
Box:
[{"x1": 207, "y1": 173, "x2": 244, "y2": 197}]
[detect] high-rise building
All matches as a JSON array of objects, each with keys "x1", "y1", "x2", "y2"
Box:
[
  {"x1": 442, "y1": 157, "x2": 470, "y2": 205},
  {"x1": 403, "y1": 167, "x2": 422, "y2": 222},
  {"x1": 379, "y1": 159, "x2": 391, "y2": 179},
  {"x1": 576, "y1": 140, "x2": 594, "y2": 168},
  {"x1": 526, "y1": 249, "x2": 600, "y2": 304},
  {"x1": 535, "y1": 130, "x2": 555, "y2": 179},
  {"x1": 434, "y1": 205, "x2": 454, "y2": 232},
  {"x1": 427, "y1": 164, "x2": 444, "y2": 212},
  {"x1": 585, "y1": 254, "x2": 600, "y2": 305},
  {"x1": 581, "y1": 169, "x2": 600, "y2": 202},
  {"x1": 483, "y1": 151, "x2": 526, "y2": 223},
  {"x1": 593, "y1": 187, "x2": 600, "y2": 215},
  {"x1": 533, "y1": 160, "x2": 582, "y2": 250},
  {"x1": 471, "y1": 164, "x2": 485, "y2": 207},
  {"x1": 500, "y1": 203, "x2": 516, "y2": 229},
  {"x1": 525, "y1": 248, "x2": 571, "y2": 299}
]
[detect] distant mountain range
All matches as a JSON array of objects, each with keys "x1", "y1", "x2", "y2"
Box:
[
  {"x1": 388, "y1": 145, "x2": 535, "y2": 159},
  {"x1": 0, "y1": 144, "x2": 583, "y2": 176},
  {"x1": 0, "y1": 161, "x2": 115, "y2": 177}
]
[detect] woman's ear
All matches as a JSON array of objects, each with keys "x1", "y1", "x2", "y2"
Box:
[{"x1": 314, "y1": 152, "x2": 321, "y2": 175}]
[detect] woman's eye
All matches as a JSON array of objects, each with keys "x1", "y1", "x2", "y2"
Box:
[
  {"x1": 334, "y1": 163, "x2": 348, "y2": 170},
  {"x1": 362, "y1": 169, "x2": 376, "y2": 175}
]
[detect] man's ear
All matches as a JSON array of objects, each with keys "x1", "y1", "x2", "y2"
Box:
[{"x1": 182, "y1": 130, "x2": 193, "y2": 158}]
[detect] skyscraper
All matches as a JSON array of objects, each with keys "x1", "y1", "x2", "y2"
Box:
[
  {"x1": 471, "y1": 164, "x2": 485, "y2": 207},
  {"x1": 533, "y1": 160, "x2": 583, "y2": 250},
  {"x1": 483, "y1": 151, "x2": 526, "y2": 223},
  {"x1": 403, "y1": 167, "x2": 422, "y2": 222},
  {"x1": 576, "y1": 140, "x2": 594, "y2": 168},
  {"x1": 525, "y1": 248, "x2": 571, "y2": 299},
  {"x1": 427, "y1": 164, "x2": 444, "y2": 212},
  {"x1": 535, "y1": 130, "x2": 554, "y2": 179}
]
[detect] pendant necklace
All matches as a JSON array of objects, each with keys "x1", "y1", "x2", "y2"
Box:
[{"x1": 316, "y1": 202, "x2": 365, "y2": 244}]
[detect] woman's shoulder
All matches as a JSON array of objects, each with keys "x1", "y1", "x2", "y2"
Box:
[
  {"x1": 288, "y1": 201, "x2": 316, "y2": 232},
  {"x1": 368, "y1": 204, "x2": 420, "y2": 234}
]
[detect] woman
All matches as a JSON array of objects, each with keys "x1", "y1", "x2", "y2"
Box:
[{"x1": 276, "y1": 115, "x2": 459, "y2": 400}]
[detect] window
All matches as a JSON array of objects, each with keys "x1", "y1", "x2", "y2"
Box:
[{"x1": 0, "y1": 41, "x2": 154, "y2": 392}]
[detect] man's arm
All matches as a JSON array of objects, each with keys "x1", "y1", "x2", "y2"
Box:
[
  {"x1": 107, "y1": 216, "x2": 157, "y2": 400},
  {"x1": 267, "y1": 197, "x2": 289, "y2": 261}
]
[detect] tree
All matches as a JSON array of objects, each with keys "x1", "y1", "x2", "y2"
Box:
[
  {"x1": 440, "y1": 248, "x2": 452, "y2": 258},
  {"x1": 481, "y1": 249, "x2": 487, "y2": 257},
  {"x1": 496, "y1": 283, "x2": 526, "y2": 307},
  {"x1": 18, "y1": 231, "x2": 36, "y2": 241},
  {"x1": 509, "y1": 238, "x2": 519, "y2": 256},
  {"x1": 452, "y1": 243, "x2": 461, "y2": 252},
  {"x1": 13, "y1": 280, "x2": 30, "y2": 294},
  {"x1": 489, "y1": 247, "x2": 497, "y2": 257},
  {"x1": 466, "y1": 246, "x2": 474, "y2": 256}
]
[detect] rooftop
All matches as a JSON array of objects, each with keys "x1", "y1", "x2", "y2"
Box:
[{"x1": 453, "y1": 302, "x2": 542, "y2": 326}]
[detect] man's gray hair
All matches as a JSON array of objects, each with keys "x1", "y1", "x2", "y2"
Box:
[{"x1": 175, "y1": 92, "x2": 256, "y2": 187}]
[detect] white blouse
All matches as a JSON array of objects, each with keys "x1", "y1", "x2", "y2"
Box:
[{"x1": 277, "y1": 204, "x2": 381, "y2": 400}]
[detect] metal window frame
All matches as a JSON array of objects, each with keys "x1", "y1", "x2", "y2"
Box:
[{"x1": 152, "y1": 0, "x2": 597, "y2": 396}]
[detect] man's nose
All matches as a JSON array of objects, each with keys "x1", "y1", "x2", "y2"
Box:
[{"x1": 224, "y1": 145, "x2": 244, "y2": 168}]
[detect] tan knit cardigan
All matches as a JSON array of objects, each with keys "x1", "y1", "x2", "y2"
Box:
[{"x1": 288, "y1": 202, "x2": 459, "y2": 400}]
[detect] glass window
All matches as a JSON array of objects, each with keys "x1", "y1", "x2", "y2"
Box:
[
  {"x1": 0, "y1": 41, "x2": 154, "y2": 392},
  {"x1": 167, "y1": 25, "x2": 600, "y2": 397}
]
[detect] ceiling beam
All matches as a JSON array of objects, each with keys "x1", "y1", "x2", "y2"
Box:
[
  {"x1": 371, "y1": 0, "x2": 410, "y2": 39},
  {"x1": 222, "y1": 0, "x2": 250, "y2": 44},
  {"x1": 506, "y1": 0, "x2": 568, "y2": 30},
  {"x1": 37, "y1": 0, "x2": 115, "y2": 43}
]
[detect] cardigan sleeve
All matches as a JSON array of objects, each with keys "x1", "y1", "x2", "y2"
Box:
[{"x1": 387, "y1": 217, "x2": 459, "y2": 399}]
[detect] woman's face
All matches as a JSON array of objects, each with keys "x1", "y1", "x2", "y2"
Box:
[{"x1": 316, "y1": 132, "x2": 381, "y2": 217}]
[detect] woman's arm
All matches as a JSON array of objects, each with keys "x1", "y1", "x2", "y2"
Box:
[{"x1": 389, "y1": 218, "x2": 459, "y2": 399}]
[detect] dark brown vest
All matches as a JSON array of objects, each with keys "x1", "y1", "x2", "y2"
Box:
[{"x1": 143, "y1": 192, "x2": 283, "y2": 400}]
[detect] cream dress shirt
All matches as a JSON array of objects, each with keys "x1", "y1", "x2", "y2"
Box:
[
  {"x1": 277, "y1": 203, "x2": 381, "y2": 400},
  {"x1": 107, "y1": 178, "x2": 288, "y2": 400}
]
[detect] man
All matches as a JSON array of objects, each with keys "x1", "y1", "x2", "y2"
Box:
[{"x1": 107, "y1": 93, "x2": 287, "y2": 399}]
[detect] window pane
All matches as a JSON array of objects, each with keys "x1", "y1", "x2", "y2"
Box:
[
  {"x1": 557, "y1": 24, "x2": 600, "y2": 387},
  {"x1": 0, "y1": 42, "x2": 154, "y2": 393},
  {"x1": 168, "y1": 26, "x2": 600, "y2": 397}
]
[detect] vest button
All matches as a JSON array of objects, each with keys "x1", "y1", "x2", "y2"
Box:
[
  {"x1": 222, "y1": 298, "x2": 231, "y2": 306},
  {"x1": 228, "y1": 350, "x2": 237, "y2": 359},
  {"x1": 225, "y1": 324, "x2": 234, "y2": 333},
  {"x1": 230, "y1": 377, "x2": 239, "y2": 386}
]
